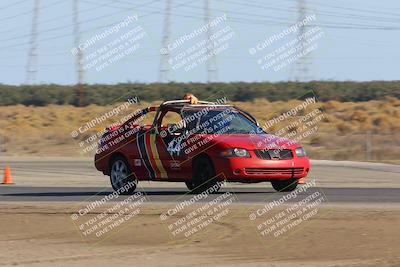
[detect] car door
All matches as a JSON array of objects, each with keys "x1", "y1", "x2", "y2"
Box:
[{"x1": 156, "y1": 110, "x2": 191, "y2": 180}]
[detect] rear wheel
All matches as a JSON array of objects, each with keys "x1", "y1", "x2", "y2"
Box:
[
  {"x1": 186, "y1": 156, "x2": 221, "y2": 194},
  {"x1": 109, "y1": 156, "x2": 137, "y2": 194},
  {"x1": 271, "y1": 179, "x2": 298, "y2": 192}
]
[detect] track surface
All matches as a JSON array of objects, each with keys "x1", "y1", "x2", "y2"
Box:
[
  {"x1": 1, "y1": 186, "x2": 400, "y2": 203},
  {"x1": 0, "y1": 158, "x2": 399, "y2": 204}
]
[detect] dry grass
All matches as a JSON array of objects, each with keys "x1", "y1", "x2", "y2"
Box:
[{"x1": 0, "y1": 98, "x2": 399, "y2": 162}]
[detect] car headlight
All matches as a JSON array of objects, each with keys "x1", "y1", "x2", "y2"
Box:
[
  {"x1": 295, "y1": 147, "x2": 307, "y2": 157},
  {"x1": 221, "y1": 148, "x2": 250, "y2": 158}
]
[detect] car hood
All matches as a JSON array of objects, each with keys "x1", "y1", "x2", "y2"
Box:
[{"x1": 205, "y1": 134, "x2": 300, "y2": 150}]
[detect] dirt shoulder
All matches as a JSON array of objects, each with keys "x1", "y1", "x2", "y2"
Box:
[{"x1": 0, "y1": 202, "x2": 399, "y2": 267}]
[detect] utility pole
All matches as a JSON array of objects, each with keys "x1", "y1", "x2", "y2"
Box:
[
  {"x1": 159, "y1": 0, "x2": 172, "y2": 83},
  {"x1": 26, "y1": 0, "x2": 40, "y2": 84},
  {"x1": 291, "y1": 0, "x2": 312, "y2": 82},
  {"x1": 73, "y1": 0, "x2": 85, "y2": 106},
  {"x1": 204, "y1": 0, "x2": 218, "y2": 83}
]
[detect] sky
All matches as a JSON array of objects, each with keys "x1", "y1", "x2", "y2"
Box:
[{"x1": 0, "y1": 0, "x2": 399, "y2": 85}]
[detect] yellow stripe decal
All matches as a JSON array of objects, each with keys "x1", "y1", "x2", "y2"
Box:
[{"x1": 150, "y1": 134, "x2": 168, "y2": 179}]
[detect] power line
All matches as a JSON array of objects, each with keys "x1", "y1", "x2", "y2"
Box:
[
  {"x1": 181, "y1": 2, "x2": 400, "y2": 30},
  {"x1": 0, "y1": 0, "x2": 200, "y2": 50},
  {"x1": 223, "y1": 0, "x2": 400, "y2": 24},
  {"x1": 307, "y1": 0, "x2": 400, "y2": 18},
  {"x1": 0, "y1": 0, "x2": 65, "y2": 23},
  {"x1": 0, "y1": 0, "x2": 131, "y2": 34},
  {"x1": 0, "y1": 0, "x2": 26, "y2": 10},
  {"x1": 2, "y1": 0, "x2": 400, "y2": 46},
  {"x1": 0, "y1": 0, "x2": 162, "y2": 42}
]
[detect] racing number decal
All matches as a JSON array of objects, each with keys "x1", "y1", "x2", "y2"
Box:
[
  {"x1": 137, "y1": 132, "x2": 168, "y2": 179},
  {"x1": 166, "y1": 137, "x2": 182, "y2": 157}
]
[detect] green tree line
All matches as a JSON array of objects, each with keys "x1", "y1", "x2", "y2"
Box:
[{"x1": 0, "y1": 81, "x2": 399, "y2": 106}]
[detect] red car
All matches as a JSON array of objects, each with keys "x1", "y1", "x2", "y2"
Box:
[{"x1": 94, "y1": 99, "x2": 310, "y2": 194}]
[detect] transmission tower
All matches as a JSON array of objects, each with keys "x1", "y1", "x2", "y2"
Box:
[
  {"x1": 291, "y1": 0, "x2": 312, "y2": 82},
  {"x1": 73, "y1": 0, "x2": 85, "y2": 106},
  {"x1": 25, "y1": 0, "x2": 40, "y2": 84},
  {"x1": 158, "y1": 0, "x2": 172, "y2": 83},
  {"x1": 204, "y1": 0, "x2": 218, "y2": 83}
]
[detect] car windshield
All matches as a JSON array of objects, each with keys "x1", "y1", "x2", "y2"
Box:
[{"x1": 182, "y1": 108, "x2": 264, "y2": 134}]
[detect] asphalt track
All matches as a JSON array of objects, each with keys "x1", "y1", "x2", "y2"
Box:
[
  {"x1": 0, "y1": 158, "x2": 399, "y2": 204},
  {"x1": 1, "y1": 186, "x2": 400, "y2": 203}
]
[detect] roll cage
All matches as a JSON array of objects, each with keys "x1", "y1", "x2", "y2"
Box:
[
  {"x1": 120, "y1": 99, "x2": 260, "y2": 133},
  {"x1": 153, "y1": 100, "x2": 259, "y2": 128}
]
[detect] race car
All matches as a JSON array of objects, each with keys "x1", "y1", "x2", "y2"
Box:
[{"x1": 94, "y1": 99, "x2": 310, "y2": 194}]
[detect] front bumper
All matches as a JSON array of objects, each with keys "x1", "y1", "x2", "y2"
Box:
[{"x1": 213, "y1": 152, "x2": 310, "y2": 182}]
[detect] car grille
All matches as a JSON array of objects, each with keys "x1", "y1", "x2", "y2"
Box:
[
  {"x1": 254, "y1": 149, "x2": 293, "y2": 160},
  {"x1": 245, "y1": 168, "x2": 304, "y2": 175}
]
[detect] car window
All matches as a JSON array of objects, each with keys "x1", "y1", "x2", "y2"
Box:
[
  {"x1": 161, "y1": 111, "x2": 184, "y2": 130},
  {"x1": 183, "y1": 108, "x2": 263, "y2": 134}
]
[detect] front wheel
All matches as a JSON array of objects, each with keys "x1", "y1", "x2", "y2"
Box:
[
  {"x1": 109, "y1": 156, "x2": 137, "y2": 194},
  {"x1": 186, "y1": 156, "x2": 221, "y2": 194},
  {"x1": 185, "y1": 181, "x2": 196, "y2": 191},
  {"x1": 271, "y1": 179, "x2": 298, "y2": 192}
]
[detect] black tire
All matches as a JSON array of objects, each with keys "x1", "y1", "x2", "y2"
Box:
[
  {"x1": 186, "y1": 156, "x2": 221, "y2": 194},
  {"x1": 271, "y1": 179, "x2": 298, "y2": 192},
  {"x1": 109, "y1": 155, "x2": 137, "y2": 195},
  {"x1": 185, "y1": 181, "x2": 196, "y2": 191}
]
